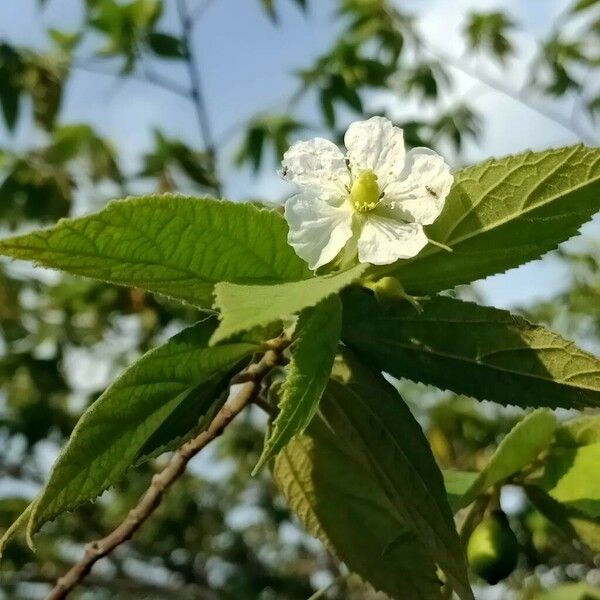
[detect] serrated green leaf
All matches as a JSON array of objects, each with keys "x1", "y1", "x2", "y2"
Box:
[
  {"x1": 540, "y1": 443, "x2": 600, "y2": 518},
  {"x1": 27, "y1": 317, "x2": 259, "y2": 537},
  {"x1": 0, "y1": 195, "x2": 310, "y2": 308},
  {"x1": 254, "y1": 295, "x2": 341, "y2": 473},
  {"x1": 386, "y1": 145, "x2": 600, "y2": 294},
  {"x1": 454, "y1": 409, "x2": 557, "y2": 509},
  {"x1": 274, "y1": 413, "x2": 443, "y2": 600},
  {"x1": 342, "y1": 288, "x2": 600, "y2": 410},
  {"x1": 322, "y1": 351, "x2": 473, "y2": 600},
  {"x1": 211, "y1": 264, "x2": 366, "y2": 344}
]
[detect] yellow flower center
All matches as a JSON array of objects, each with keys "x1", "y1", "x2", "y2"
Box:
[{"x1": 350, "y1": 170, "x2": 380, "y2": 213}]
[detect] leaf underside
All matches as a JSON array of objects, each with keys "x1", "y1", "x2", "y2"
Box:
[
  {"x1": 254, "y1": 294, "x2": 341, "y2": 472},
  {"x1": 322, "y1": 351, "x2": 473, "y2": 600},
  {"x1": 342, "y1": 288, "x2": 600, "y2": 410},
  {"x1": 274, "y1": 409, "x2": 443, "y2": 600},
  {"x1": 28, "y1": 317, "x2": 259, "y2": 536}
]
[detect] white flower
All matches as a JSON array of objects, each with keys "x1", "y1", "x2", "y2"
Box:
[{"x1": 280, "y1": 116, "x2": 453, "y2": 270}]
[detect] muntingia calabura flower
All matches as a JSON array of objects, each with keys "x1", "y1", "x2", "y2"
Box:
[{"x1": 280, "y1": 116, "x2": 453, "y2": 270}]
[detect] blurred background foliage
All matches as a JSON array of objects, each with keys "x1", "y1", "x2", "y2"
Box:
[{"x1": 0, "y1": 0, "x2": 599, "y2": 598}]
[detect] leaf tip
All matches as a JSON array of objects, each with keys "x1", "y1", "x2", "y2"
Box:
[
  {"x1": 250, "y1": 459, "x2": 265, "y2": 477},
  {"x1": 25, "y1": 513, "x2": 38, "y2": 552},
  {"x1": 0, "y1": 501, "x2": 36, "y2": 559}
]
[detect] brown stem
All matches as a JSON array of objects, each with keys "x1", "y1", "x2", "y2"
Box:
[{"x1": 46, "y1": 339, "x2": 287, "y2": 600}]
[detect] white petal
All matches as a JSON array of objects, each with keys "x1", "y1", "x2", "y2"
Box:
[
  {"x1": 382, "y1": 148, "x2": 453, "y2": 225},
  {"x1": 344, "y1": 116, "x2": 405, "y2": 188},
  {"x1": 284, "y1": 192, "x2": 354, "y2": 270},
  {"x1": 357, "y1": 216, "x2": 427, "y2": 265},
  {"x1": 281, "y1": 138, "x2": 350, "y2": 202}
]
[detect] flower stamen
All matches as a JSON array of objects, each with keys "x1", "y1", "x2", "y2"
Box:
[{"x1": 351, "y1": 170, "x2": 380, "y2": 213}]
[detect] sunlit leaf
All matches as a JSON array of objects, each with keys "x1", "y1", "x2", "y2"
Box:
[
  {"x1": 455, "y1": 409, "x2": 557, "y2": 509},
  {"x1": 540, "y1": 443, "x2": 600, "y2": 518},
  {"x1": 0, "y1": 196, "x2": 310, "y2": 308},
  {"x1": 211, "y1": 264, "x2": 365, "y2": 344},
  {"x1": 388, "y1": 145, "x2": 600, "y2": 293}
]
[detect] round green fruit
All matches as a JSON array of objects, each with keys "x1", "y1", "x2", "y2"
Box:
[{"x1": 467, "y1": 510, "x2": 519, "y2": 585}]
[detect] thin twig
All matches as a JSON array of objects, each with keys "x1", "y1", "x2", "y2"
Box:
[
  {"x1": 253, "y1": 395, "x2": 277, "y2": 417},
  {"x1": 46, "y1": 339, "x2": 287, "y2": 600},
  {"x1": 570, "y1": 65, "x2": 594, "y2": 133},
  {"x1": 417, "y1": 39, "x2": 597, "y2": 145},
  {"x1": 177, "y1": 1, "x2": 216, "y2": 153},
  {"x1": 384, "y1": 2, "x2": 596, "y2": 143},
  {"x1": 71, "y1": 59, "x2": 191, "y2": 99},
  {"x1": 177, "y1": 0, "x2": 222, "y2": 196}
]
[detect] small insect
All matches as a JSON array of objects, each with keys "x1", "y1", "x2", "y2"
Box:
[
  {"x1": 425, "y1": 185, "x2": 438, "y2": 198},
  {"x1": 281, "y1": 166, "x2": 289, "y2": 177}
]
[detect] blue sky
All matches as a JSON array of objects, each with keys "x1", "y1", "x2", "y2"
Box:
[{"x1": 0, "y1": 0, "x2": 598, "y2": 309}]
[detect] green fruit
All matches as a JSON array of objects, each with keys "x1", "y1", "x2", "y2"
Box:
[{"x1": 467, "y1": 510, "x2": 519, "y2": 585}]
